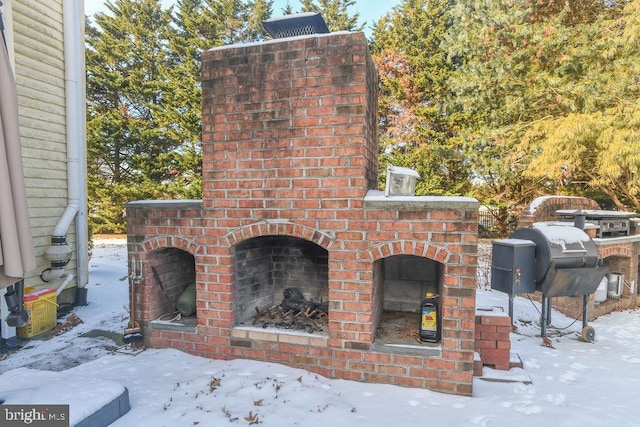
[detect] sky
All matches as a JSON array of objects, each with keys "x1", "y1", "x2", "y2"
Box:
[
  {"x1": 1, "y1": 238, "x2": 639, "y2": 426},
  {"x1": 83, "y1": 0, "x2": 403, "y2": 36}
]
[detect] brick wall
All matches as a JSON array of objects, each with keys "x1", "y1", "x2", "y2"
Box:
[
  {"x1": 518, "y1": 196, "x2": 600, "y2": 228},
  {"x1": 126, "y1": 32, "x2": 480, "y2": 396},
  {"x1": 126, "y1": 201, "x2": 203, "y2": 324},
  {"x1": 201, "y1": 32, "x2": 378, "y2": 212}
]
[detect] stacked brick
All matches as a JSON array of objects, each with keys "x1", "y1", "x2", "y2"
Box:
[
  {"x1": 126, "y1": 32, "x2": 480, "y2": 396},
  {"x1": 474, "y1": 313, "x2": 511, "y2": 372}
]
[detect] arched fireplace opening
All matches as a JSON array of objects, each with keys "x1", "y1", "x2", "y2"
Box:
[
  {"x1": 233, "y1": 236, "x2": 329, "y2": 334},
  {"x1": 148, "y1": 247, "x2": 196, "y2": 323},
  {"x1": 374, "y1": 255, "x2": 443, "y2": 347}
]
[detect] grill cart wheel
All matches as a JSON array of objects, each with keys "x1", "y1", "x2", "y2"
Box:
[{"x1": 581, "y1": 325, "x2": 596, "y2": 343}]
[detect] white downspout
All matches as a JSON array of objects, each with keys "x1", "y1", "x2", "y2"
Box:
[{"x1": 42, "y1": 0, "x2": 88, "y2": 303}]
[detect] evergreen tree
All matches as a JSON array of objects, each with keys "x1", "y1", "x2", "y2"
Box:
[
  {"x1": 86, "y1": 0, "x2": 179, "y2": 232},
  {"x1": 298, "y1": 0, "x2": 363, "y2": 31},
  {"x1": 281, "y1": 2, "x2": 294, "y2": 15},
  {"x1": 86, "y1": 0, "x2": 273, "y2": 232},
  {"x1": 371, "y1": 0, "x2": 470, "y2": 196},
  {"x1": 443, "y1": 0, "x2": 635, "y2": 219},
  {"x1": 246, "y1": 0, "x2": 274, "y2": 42}
]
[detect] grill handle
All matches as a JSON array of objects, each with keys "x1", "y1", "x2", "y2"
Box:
[{"x1": 561, "y1": 249, "x2": 588, "y2": 254}]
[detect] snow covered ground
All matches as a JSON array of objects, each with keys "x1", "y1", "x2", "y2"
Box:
[{"x1": 1, "y1": 237, "x2": 640, "y2": 426}]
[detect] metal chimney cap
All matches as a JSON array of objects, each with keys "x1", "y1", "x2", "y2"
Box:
[{"x1": 262, "y1": 12, "x2": 330, "y2": 39}]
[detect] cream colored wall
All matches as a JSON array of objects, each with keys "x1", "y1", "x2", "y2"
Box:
[{"x1": 6, "y1": 0, "x2": 76, "y2": 292}]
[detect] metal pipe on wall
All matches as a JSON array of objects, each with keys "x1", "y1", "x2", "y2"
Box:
[{"x1": 43, "y1": 0, "x2": 89, "y2": 303}]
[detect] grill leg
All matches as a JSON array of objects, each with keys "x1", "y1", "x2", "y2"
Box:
[
  {"x1": 582, "y1": 294, "x2": 589, "y2": 329},
  {"x1": 540, "y1": 296, "x2": 548, "y2": 338},
  {"x1": 508, "y1": 294, "x2": 514, "y2": 325}
]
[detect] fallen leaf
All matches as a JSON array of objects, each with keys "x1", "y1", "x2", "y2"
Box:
[
  {"x1": 210, "y1": 377, "x2": 221, "y2": 392},
  {"x1": 244, "y1": 411, "x2": 261, "y2": 425}
]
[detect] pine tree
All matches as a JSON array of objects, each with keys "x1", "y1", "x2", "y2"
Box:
[
  {"x1": 87, "y1": 0, "x2": 179, "y2": 232},
  {"x1": 298, "y1": 0, "x2": 363, "y2": 31},
  {"x1": 281, "y1": 3, "x2": 294, "y2": 15},
  {"x1": 86, "y1": 0, "x2": 275, "y2": 232},
  {"x1": 246, "y1": 0, "x2": 274, "y2": 42},
  {"x1": 370, "y1": 0, "x2": 470, "y2": 196},
  {"x1": 443, "y1": 0, "x2": 637, "y2": 218}
]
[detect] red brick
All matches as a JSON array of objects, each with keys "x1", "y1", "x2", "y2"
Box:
[
  {"x1": 334, "y1": 369, "x2": 363, "y2": 381},
  {"x1": 363, "y1": 353, "x2": 392, "y2": 364},
  {"x1": 441, "y1": 370, "x2": 473, "y2": 382},
  {"x1": 475, "y1": 339, "x2": 497, "y2": 349},
  {"x1": 474, "y1": 359, "x2": 483, "y2": 376},
  {"x1": 480, "y1": 331, "x2": 505, "y2": 341},
  {"x1": 409, "y1": 367, "x2": 440, "y2": 379},
  {"x1": 396, "y1": 377, "x2": 426, "y2": 388},
  {"x1": 481, "y1": 348, "x2": 510, "y2": 360},
  {"x1": 318, "y1": 357, "x2": 348, "y2": 369},
  {"x1": 496, "y1": 340, "x2": 512, "y2": 350},
  {"x1": 364, "y1": 373, "x2": 394, "y2": 383},
  {"x1": 480, "y1": 314, "x2": 512, "y2": 326},
  {"x1": 127, "y1": 30, "x2": 479, "y2": 397},
  {"x1": 393, "y1": 355, "x2": 425, "y2": 366}
]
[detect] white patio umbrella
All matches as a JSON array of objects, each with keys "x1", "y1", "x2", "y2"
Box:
[{"x1": 0, "y1": 19, "x2": 36, "y2": 325}]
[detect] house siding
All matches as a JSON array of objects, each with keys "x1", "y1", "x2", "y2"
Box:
[{"x1": 8, "y1": 0, "x2": 76, "y2": 292}]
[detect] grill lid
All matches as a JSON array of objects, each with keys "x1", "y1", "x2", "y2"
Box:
[
  {"x1": 262, "y1": 13, "x2": 330, "y2": 39},
  {"x1": 510, "y1": 223, "x2": 605, "y2": 297},
  {"x1": 510, "y1": 223, "x2": 598, "y2": 283}
]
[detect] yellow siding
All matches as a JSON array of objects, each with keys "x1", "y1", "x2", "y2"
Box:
[{"x1": 9, "y1": 0, "x2": 76, "y2": 287}]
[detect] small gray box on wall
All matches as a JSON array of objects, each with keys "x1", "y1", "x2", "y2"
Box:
[{"x1": 491, "y1": 239, "x2": 537, "y2": 295}]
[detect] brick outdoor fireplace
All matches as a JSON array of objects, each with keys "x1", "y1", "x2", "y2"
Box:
[{"x1": 126, "y1": 31, "x2": 479, "y2": 396}]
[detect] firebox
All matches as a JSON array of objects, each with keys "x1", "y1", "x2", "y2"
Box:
[
  {"x1": 234, "y1": 235, "x2": 329, "y2": 329},
  {"x1": 126, "y1": 29, "x2": 479, "y2": 396}
]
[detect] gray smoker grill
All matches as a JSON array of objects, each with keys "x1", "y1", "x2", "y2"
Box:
[{"x1": 491, "y1": 222, "x2": 607, "y2": 342}]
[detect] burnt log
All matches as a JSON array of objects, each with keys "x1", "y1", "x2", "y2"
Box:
[
  {"x1": 251, "y1": 288, "x2": 329, "y2": 333},
  {"x1": 281, "y1": 287, "x2": 328, "y2": 316}
]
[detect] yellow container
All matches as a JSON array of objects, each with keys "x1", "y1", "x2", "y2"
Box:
[{"x1": 17, "y1": 288, "x2": 58, "y2": 338}]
